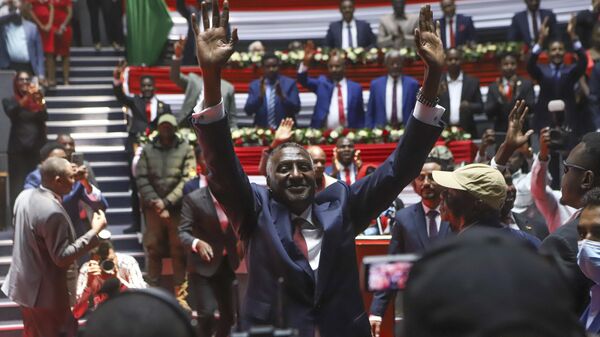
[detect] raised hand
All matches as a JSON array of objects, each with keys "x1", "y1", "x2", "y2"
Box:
[
  {"x1": 191, "y1": 0, "x2": 238, "y2": 70},
  {"x1": 567, "y1": 15, "x2": 578, "y2": 41},
  {"x1": 113, "y1": 59, "x2": 127, "y2": 80},
  {"x1": 537, "y1": 17, "x2": 550, "y2": 46},
  {"x1": 174, "y1": 36, "x2": 186, "y2": 59},
  {"x1": 303, "y1": 40, "x2": 316, "y2": 66},
  {"x1": 353, "y1": 149, "x2": 362, "y2": 169},
  {"x1": 414, "y1": 5, "x2": 444, "y2": 72},
  {"x1": 539, "y1": 127, "x2": 551, "y2": 161},
  {"x1": 505, "y1": 100, "x2": 533, "y2": 149},
  {"x1": 271, "y1": 118, "x2": 294, "y2": 148}
]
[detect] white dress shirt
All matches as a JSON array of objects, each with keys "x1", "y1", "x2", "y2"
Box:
[
  {"x1": 422, "y1": 203, "x2": 441, "y2": 237},
  {"x1": 447, "y1": 72, "x2": 463, "y2": 125},
  {"x1": 341, "y1": 19, "x2": 358, "y2": 49},
  {"x1": 385, "y1": 75, "x2": 403, "y2": 123},
  {"x1": 5, "y1": 22, "x2": 29, "y2": 63},
  {"x1": 339, "y1": 163, "x2": 357, "y2": 184},
  {"x1": 444, "y1": 15, "x2": 456, "y2": 48},
  {"x1": 291, "y1": 207, "x2": 324, "y2": 272},
  {"x1": 527, "y1": 10, "x2": 541, "y2": 41},
  {"x1": 327, "y1": 78, "x2": 349, "y2": 129}
]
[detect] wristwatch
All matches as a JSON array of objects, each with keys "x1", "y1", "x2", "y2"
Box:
[{"x1": 416, "y1": 89, "x2": 439, "y2": 108}]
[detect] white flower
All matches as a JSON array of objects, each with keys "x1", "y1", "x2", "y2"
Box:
[
  {"x1": 230, "y1": 52, "x2": 242, "y2": 62},
  {"x1": 346, "y1": 132, "x2": 355, "y2": 140},
  {"x1": 281, "y1": 54, "x2": 289, "y2": 61},
  {"x1": 314, "y1": 53, "x2": 322, "y2": 61},
  {"x1": 441, "y1": 130, "x2": 450, "y2": 138},
  {"x1": 257, "y1": 129, "x2": 265, "y2": 136},
  {"x1": 463, "y1": 133, "x2": 472, "y2": 140},
  {"x1": 358, "y1": 130, "x2": 369, "y2": 137},
  {"x1": 241, "y1": 54, "x2": 250, "y2": 62},
  {"x1": 373, "y1": 129, "x2": 383, "y2": 137},
  {"x1": 231, "y1": 130, "x2": 242, "y2": 138},
  {"x1": 330, "y1": 130, "x2": 339, "y2": 139}
]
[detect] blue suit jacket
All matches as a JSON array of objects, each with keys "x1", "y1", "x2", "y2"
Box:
[
  {"x1": 297, "y1": 72, "x2": 365, "y2": 129},
  {"x1": 244, "y1": 75, "x2": 301, "y2": 128},
  {"x1": 508, "y1": 9, "x2": 557, "y2": 45},
  {"x1": 0, "y1": 16, "x2": 45, "y2": 77},
  {"x1": 192, "y1": 108, "x2": 442, "y2": 337},
  {"x1": 366, "y1": 75, "x2": 419, "y2": 128},
  {"x1": 369, "y1": 202, "x2": 452, "y2": 316},
  {"x1": 324, "y1": 19, "x2": 376, "y2": 48},
  {"x1": 438, "y1": 14, "x2": 476, "y2": 49}
]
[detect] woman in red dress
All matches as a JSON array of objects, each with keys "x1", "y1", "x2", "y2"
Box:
[{"x1": 28, "y1": 0, "x2": 73, "y2": 87}]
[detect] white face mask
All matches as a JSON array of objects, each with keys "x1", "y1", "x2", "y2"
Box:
[{"x1": 578, "y1": 239, "x2": 600, "y2": 285}]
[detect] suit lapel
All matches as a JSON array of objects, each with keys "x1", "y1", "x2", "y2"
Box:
[
  {"x1": 413, "y1": 204, "x2": 430, "y2": 249},
  {"x1": 313, "y1": 201, "x2": 341, "y2": 302},
  {"x1": 271, "y1": 200, "x2": 315, "y2": 282},
  {"x1": 438, "y1": 221, "x2": 451, "y2": 238},
  {"x1": 200, "y1": 188, "x2": 223, "y2": 236}
]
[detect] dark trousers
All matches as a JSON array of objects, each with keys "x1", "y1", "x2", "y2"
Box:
[
  {"x1": 87, "y1": 0, "x2": 123, "y2": 44},
  {"x1": 21, "y1": 306, "x2": 77, "y2": 337},
  {"x1": 190, "y1": 259, "x2": 236, "y2": 337},
  {"x1": 8, "y1": 151, "x2": 38, "y2": 211},
  {"x1": 8, "y1": 62, "x2": 34, "y2": 75}
]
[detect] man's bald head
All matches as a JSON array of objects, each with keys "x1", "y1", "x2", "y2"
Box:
[
  {"x1": 307, "y1": 146, "x2": 327, "y2": 180},
  {"x1": 41, "y1": 157, "x2": 75, "y2": 195}
]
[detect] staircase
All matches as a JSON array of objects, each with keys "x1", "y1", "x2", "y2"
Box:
[{"x1": 0, "y1": 47, "x2": 145, "y2": 336}]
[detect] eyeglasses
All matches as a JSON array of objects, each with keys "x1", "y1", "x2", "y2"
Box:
[
  {"x1": 16, "y1": 77, "x2": 30, "y2": 82},
  {"x1": 563, "y1": 160, "x2": 589, "y2": 175}
]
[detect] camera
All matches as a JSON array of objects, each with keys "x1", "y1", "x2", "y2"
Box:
[
  {"x1": 100, "y1": 259, "x2": 116, "y2": 274},
  {"x1": 361, "y1": 254, "x2": 419, "y2": 292}
]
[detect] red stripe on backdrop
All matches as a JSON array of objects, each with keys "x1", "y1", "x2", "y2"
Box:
[{"x1": 164, "y1": 0, "x2": 433, "y2": 11}]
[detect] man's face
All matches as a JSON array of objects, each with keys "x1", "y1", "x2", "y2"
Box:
[
  {"x1": 307, "y1": 146, "x2": 327, "y2": 180},
  {"x1": 56, "y1": 135, "x2": 75, "y2": 158},
  {"x1": 440, "y1": 0, "x2": 456, "y2": 17},
  {"x1": 412, "y1": 162, "x2": 443, "y2": 203},
  {"x1": 445, "y1": 49, "x2": 462, "y2": 74},
  {"x1": 157, "y1": 122, "x2": 176, "y2": 143},
  {"x1": 549, "y1": 41, "x2": 565, "y2": 65},
  {"x1": 392, "y1": 0, "x2": 405, "y2": 16},
  {"x1": 524, "y1": 0, "x2": 540, "y2": 12},
  {"x1": 268, "y1": 147, "x2": 316, "y2": 214},
  {"x1": 507, "y1": 151, "x2": 526, "y2": 174},
  {"x1": 16, "y1": 72, "x2": 30, "y2": 94},
  {"x1": 385, "y1": 54, "x2": 404, "y2": 78},
  {"x1": 336, "y1": 138, "x2": 355, "y2": 167},
  {"x1": 578, "y1": 205, "x2": 600, "y2": 241},
  {"x1": 500, "y1": 55, "x2": 518, "y2": 79},
  {"x1": 140, "y1": 77, "x2": 155, "y2": 99},
  {"x1": 327, "y1": 56, "x2": 345, "y2": 82},
  {"x1": 340, "y1": 0, "x2": 354, "y2": 22},
  {"x1": 561, "y1": 143, "x2": 592, "y2": 209},
  {"x1": 56, "y1": 162, "x2": 76, "y2": 195},
  {"x1": 263, "y1": 58, "x2": 280, "y2": 82},
  {"x1": 440, "y1": 188, "x2": 473, "y2": 232},
  {"x1": 501, "y1": 173, "x2": 516, "y2": 218}
]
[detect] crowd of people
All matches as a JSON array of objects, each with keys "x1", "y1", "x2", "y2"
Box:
[{"x1": 4, "y1": 0, "x2": 600, "y2": 337}]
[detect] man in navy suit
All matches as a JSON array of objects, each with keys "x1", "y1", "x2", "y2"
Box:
[
  {"x1": 438, "y1": 0, "x2": 476, "y2": 49},
  {"x1": 325, "y1": 137, "x2": 361, "y2": 185},
  {"x1": 367, "y1": 49, "x2": 419, "y2": 128},
  {"x1": 188, "y1": 3, "x2": 446, "y2": 336},
  {"x1": 527, "y1": 17, "x2": 590, "y2": 137},
  {"x1": 245, "y1": 54, "x2": 301, "y2": 128},
  {"x1": 299, "y1": 45, "x2": 365, "y2": 129},
  {"x1": 508, "y1": 0, "x2": 557, "y2": 46},
  {"x1": 324, "y1": 0, "x2": 376, "y2": 49},
  {"x1": 369, "y1": 158, "x2": 453, "y2": 337}
]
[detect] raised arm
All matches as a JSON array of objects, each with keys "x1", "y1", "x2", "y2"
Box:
[
  {"x1": 297, "y1": 41, "x2": 321, "y2": 92},
  {"x1": 188, "y1": 1, "x2": 258, "y2": 240},
  {"x1": 348, "y1": 5, "x2": 445, "y2": 233},
  {"x1": 170, "y1": 37, "x2": 189, "y2": 90},
  {"x1": 527, "y1": 18, "x2": 550, "y2": 81},
  {"x1": 566, "y1": 16, "x2": 588, "y2": 83},
  {"x1": 112, "y1": 60, "x2": 136, "y2": 109}
]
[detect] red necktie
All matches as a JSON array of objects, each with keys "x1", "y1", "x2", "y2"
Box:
[
  {"x1": 344, "y1": 167, "x2": 352, "y2": 185},
  {"x1": 337, "y1": 82, "x2": 346, "y2": 127},
  {"x1": 449, "y1": 18, "x2": 456, "y2": 47},
  {"x1": 145, "y1": 102, "x2": 152, "y2": 136},
  {"x1": 292, "y1": 218, "x2": 309, "y2": 260},
  {"x1": 505, "y1": 81, "x2": 513, "y2": 101},
  {"x1": 212, "y1": 194, "x2": 230, "y2": 256},
  {"x1": 390, "y1": 77, "x2": 399, "y2": 125}
]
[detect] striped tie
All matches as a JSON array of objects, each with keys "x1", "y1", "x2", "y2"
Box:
[{"x1": 267, "y1": 85, "x2": 277, "y2": 128}]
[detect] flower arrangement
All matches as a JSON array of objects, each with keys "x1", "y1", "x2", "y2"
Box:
[{"x1": 136, "y1": 128, "x2": 198, "y2": 145}]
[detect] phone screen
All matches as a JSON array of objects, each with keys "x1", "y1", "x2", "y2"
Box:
[
  {"x1": 71, "y1": 152, "x2": 84, "y2": 166},
  {"x1": 362, "y1": 254, "x2": 418, "y2": 292}
]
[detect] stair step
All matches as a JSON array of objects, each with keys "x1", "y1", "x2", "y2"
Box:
[
  {"x1": 69, "y1": 76, "x2": 115, "y2": 84},
  {"x1": 58, "y1": 66, "x2": 114, "y2": 78},
  {"x1": 97, "y1": 178, "x2": 132, "y2": 193},
  {"x1": 48, "y1": 107, "x2": 125, "y2": 122},
  {"x1": 69, "y1": 46, "x2": 125, "y2": 57},
  {"x1": 104, "y1": 191, "x2": 134, "y2": 209},
  {"x1": 69, "y1": 56, "x2": 122, "y2": 67},
  {"x1": 45, "y1": 95, "x2": 121, "y2": 108},
  {"x1": 89, "y1": 162, "x2": 129, "y2": 177},
  {"x1": 47, "y1": 124, "x2": 127, "y2": 135},
  {"x1": 46, "y1": 84, "x2": 114, "y2": 97},
  {"x1": 48, "y1": 132, "x2": 127, "y2": 147},
  {"x1": 0, "y1": 299, "x2": 22, "y2": 322},
  {"x1": 81, "y1": 149, "x2": 129, "y2": 162}
]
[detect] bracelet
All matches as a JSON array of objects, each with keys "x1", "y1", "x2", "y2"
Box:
[{"x1": 416, "y1": 89, "x2": 439, "y2": 108}]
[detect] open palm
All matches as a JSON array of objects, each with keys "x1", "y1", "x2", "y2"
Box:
[
  {"x1": 414, "y1": 5, "x2": 444, "y2": 71},
  {"x1": 192, "y1": 1, "x2": 238, "y2": 69}
]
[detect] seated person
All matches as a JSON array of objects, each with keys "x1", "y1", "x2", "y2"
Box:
[
  {"x1": 508, "y1": 0, "x2": 557, "y2": 46},
  {"x1": 377, "y1": 0, "x2": 418, "y2": 49},
  {"x1": 74, "y1": 233, "x2": 147, "y2": 318},
  {"x1": 244, "y1": 53, "x2": 301, "y2": 128},
  {"x1": 299, "y1": 43, "x2": 365, "y2": 129},
  {"x1": 438, "y1": 0, "x2": 476, "y2": 49},
  {"x1": 438, "y1": 48, "x2": 483, "y2": 136},
  {"x1": 324, "y1": 0, "x2": 375, "y2": 49},
  {"x1": 367, "y1": 49, "x2": 419, "y2": 128}
]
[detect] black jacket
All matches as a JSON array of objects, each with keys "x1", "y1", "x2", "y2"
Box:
[{"x1": 439, "y1": 73, "x2": 483, "y2": 137}]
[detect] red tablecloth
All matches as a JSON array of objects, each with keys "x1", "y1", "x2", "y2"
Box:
[{"x1": 235, "y1": 140, "x2": 476, "y2": 175}]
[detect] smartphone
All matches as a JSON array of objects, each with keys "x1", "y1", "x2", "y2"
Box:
[
  {"x1": 71, "y1": 152, "x2": 84, "y2": 166},
  {"x1": 361, "y1": 254, "x2": 419, "y2": 292}
]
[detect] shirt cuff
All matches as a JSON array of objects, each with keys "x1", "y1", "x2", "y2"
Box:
[
  {"x1": 490, "y1": 157, "x2": 507, "y2": 172},
  {"x1": 369, "y1": 315, "x2": 382, "y2": 322},
  {"x1": 297, "y1": 63, "x2": 307, "y2": 74},
  {"x1": 191, "y1": 238, "x2": 199, "y2": 253},
  {"x1": 84, "y1": 184, "x2": 102, "y2": 201},
  {"x1": 411, "y1": 101, "x2": 445, "y2": 127},
  {"x1": 191, "y1": 99, "x2": 226, "y2": 124},
  {"x1": 531, "y1": 44, "x2": 542, "y2": 54},
  {"x1": 573, "y1": 40, "x2": 583, "y2": 51}
]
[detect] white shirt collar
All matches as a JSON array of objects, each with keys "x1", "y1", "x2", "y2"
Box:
[
  {"x1": 422, "y1": 202, "x2": 440, "y2": 215},
  {"x1": 291, "y1": 206, "x2": 314, "y2": 228},
  {"x1": 344, "y1": 19, "x2": 356, "y2": 28},
  {"x1": 447, "y1": 72, "x2": 463, "y2": 83}
]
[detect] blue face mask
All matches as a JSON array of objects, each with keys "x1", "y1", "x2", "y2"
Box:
[{"x1": 578, "y1": 239, "x2": 600, "y2": 285}]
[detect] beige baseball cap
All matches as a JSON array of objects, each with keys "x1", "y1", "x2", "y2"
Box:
[
  {"x1": 432, "y1": 163, "x2": 507, "y2": 211},
  {"x1": 158, "y1": 113, "x2": 177, "y2": 127}
]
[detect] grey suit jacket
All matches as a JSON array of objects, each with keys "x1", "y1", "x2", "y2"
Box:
[
  {"x1": 2, "y1": 188, "x2": 98, "y2": 309},
  {"x1": 377, "y1": 13, "x2": 418, "y2": 49},
  {"x1": 178, "y1": 187, "x2": 240, "y2": 277},
  {"x1": 178, "y1": 73, "x2": 237, "y2": 129}
]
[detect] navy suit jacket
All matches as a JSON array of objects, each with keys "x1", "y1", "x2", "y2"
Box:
[
  {"x1": 366, "y1": 75, "x2": 419, "y2": 128},
  {"x1": 244, "y1": 75, "x2": 301, "y2": 128},
  {"x1": 527, "y1": 46, "x2": 590, "y2": 135},
  {"x1": 508, "y1": 9, "x2": 557, "y2": 45},
  {"x1": 191, "y1": 108, "x2": 442, "y2": 337},
  {"x1": 298, "y1": 72, "x2": 365, "y2": 128},
  {"x1": 370, "y1": 202, "x2": 452, "y2": 316},
  {"x1": 324, "y1": 19, "x2": 376, "y2": 48},
  {"x1": 438, "y1": 14, "x2": 476, "y2": 49}
]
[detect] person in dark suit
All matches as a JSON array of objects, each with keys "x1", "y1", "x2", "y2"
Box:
[
  {"x1": 366, "y1": 49, "x2": 419, "y2": 128},
  {"x1": 369, "y1": 159, "x2": 453, "y2": 336},
  {"x1": 324, "y1": 0, "x2": 376, "y2": 49},
  {"x1": 188, "y1": 3, "x2": 445, "y2": 336},
  {"x1": 245, "y1": 53, "x2": 301, "y2": 128},
  {"x1": 438, "y1": 48, "x2": 483, "y2": 137},
  {"x1": 299, "y1": 44, "x2": 365, "y2": 129},
  {"x1": 539, "y1": 132, "x2": 600, "y2": 315},
  {"x1": 588, "y1": 62, "x2": 600, "y2": 131},
  {"x1": 325, "y1": 136, "x2": 361, "y2": 185},
  {"x1": 438, "y1": 0, "x2": 476, "y2": 49},
  {"x1": 183, "y1": 144, "x2": 209, "y2": 196},
  {"x1": 485, "y1": 53, "x2": 535, "y2": 132},
  {"x1": 179, "y1": 186, "x2": 240, "y2": 337},
  {"x1": 507, "y1": 0, "x2": 557, "y2": 46},
  {"x1": 527, "y1": 17, "x2": 590, "y2": 137},
  {"x1": 1, "y1": 157, "x2": 107, "y2": 337},
  {"x1": 576, "y1": 0, "x2": 600, "y2": 49}
]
